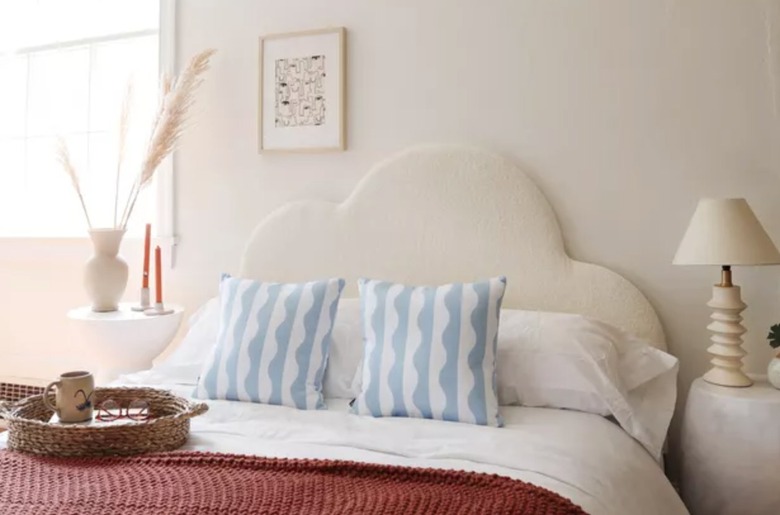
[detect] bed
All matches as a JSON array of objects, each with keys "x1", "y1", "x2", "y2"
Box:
[{"x1": 0, "y1": 145, "x2": 687, "y2": 514}]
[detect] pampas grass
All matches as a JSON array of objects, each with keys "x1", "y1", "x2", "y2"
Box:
[
  {"x1": 56, "y1": 139, "x2": 92, "y2": 229},
  {"x1": 113, "y1": 80, "x2": 133, "y2": 227},
  {"x1": 58, "y1": 49, "x2": 216, "y2": 231},
  {"x1": 119, "y1": 49, "x2": 216, "y2": 229}
]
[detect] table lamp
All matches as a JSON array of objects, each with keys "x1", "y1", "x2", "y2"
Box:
[{"x1": 674, "y1": 198, "x2": 780, "y2": 387}]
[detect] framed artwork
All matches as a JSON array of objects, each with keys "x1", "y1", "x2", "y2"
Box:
[{"x1": 259, "y1": 27, "x2": 346, "y2": 153}]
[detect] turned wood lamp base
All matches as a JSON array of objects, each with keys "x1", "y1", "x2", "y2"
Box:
[{"x1": 703, "y1": 266, "x2": 752, "y2": 388}]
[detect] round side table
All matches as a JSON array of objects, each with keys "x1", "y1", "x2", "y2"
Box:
[
  {"x1": 680, "y1": 376, "x2": 780, "y2": 515},
  {"x1": 67, "y1": 303, "x2": 184, "y2": 384}
]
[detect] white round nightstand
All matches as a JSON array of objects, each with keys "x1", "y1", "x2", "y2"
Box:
[
  {"x1": 681, "y1": 376, "x2": 780, "y2": 515},
  {"x1": 67, "y1": 303, "x2": 184, "y2": 384}
]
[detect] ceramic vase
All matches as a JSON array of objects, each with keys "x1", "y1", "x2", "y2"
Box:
[
  {"x1": 768, "y1": 356, "x2": 780, "y2": 390},
  {"x1": 84, "y1": 228, "x2": 128, "y2": 312}
]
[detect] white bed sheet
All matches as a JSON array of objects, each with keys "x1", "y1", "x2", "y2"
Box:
[{"x1": 0, "y1": 372, "x2": 687, "y2": 515}]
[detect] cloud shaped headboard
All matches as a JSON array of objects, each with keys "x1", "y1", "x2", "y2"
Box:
[{"x1": 241, "y1": 145, "x2": 666, "y2": 349}]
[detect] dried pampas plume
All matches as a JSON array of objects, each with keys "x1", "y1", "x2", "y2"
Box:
[
  {"x1": 119, "y1": 49, "x2": 217, "y2": 229},
  {"x1": 56, "y1": 139, "x2": 92, "y2": 229},
  {"x1": 113, "y1": 80, "x2": 133, "y2": 227}
]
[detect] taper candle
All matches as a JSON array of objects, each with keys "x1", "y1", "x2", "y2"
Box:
[
  {"x1": 142, "y1": 224, "x2": 151, "y2": 288},
  {"x1": 154, "y1": 245, "x2": 162, "y2": 304}
]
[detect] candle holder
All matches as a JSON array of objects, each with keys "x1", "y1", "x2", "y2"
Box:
[
  {"x1": 131, "y1": 287, "x2": 151, "y2": 312},
  {"x1": 134, "y1": 224, "x2": 153, "y2": 313},
  {"x1": 144, "y1": 302, "x2": 174, "y2": 316}
]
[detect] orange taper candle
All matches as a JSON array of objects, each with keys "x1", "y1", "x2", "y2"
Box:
[
  {"x1": 142, "y1": 224, "x2": 151, "y2": 288},
  {"x1": 154, "y1": 245, "x2": 162, "y2": 304}
]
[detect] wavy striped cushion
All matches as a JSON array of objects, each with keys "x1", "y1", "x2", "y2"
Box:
[
  {"x1": 195, "y1": 276, "x2": 345, "y2": 409},
  {"x1": 351, "y1": 277, "x2": 506, "y2": 426}
]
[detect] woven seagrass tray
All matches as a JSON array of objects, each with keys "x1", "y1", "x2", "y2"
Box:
[{"x1": 0, "y1": 387, "x2": 208, "y2": 457}]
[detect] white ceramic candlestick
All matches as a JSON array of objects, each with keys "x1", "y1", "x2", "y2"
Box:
[
  {"x1": 145, "y1": 302, "x2": 173, "y2": 316},
  {"x1": 704, "y1": 284, "x2": 752, "y2": 387},
  {"x1": 132, "y1": 224, "x2": 153, "y2": 312},
  {"x1": 131, "y1": 287, "x2": 151, "y2": 312}
]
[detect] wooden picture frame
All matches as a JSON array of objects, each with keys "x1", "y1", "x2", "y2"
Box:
[{"x1": 258, "y1": 27, "x2": 346, "y2": 153}]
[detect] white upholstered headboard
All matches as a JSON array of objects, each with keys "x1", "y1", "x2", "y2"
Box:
[{"x1": 241, "y1": 145, "x2": 666, "y2": 349}]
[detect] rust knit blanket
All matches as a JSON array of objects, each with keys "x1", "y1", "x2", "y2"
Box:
[{"x1": 0, "y1": 450, "x2": 587, "y2": 515}]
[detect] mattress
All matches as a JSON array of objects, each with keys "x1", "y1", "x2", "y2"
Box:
[{"x1": 0, "y1": 376, "x2": 687, "y2": 515}]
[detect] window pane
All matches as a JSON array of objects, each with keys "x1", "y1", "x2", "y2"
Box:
[
  {"x1": 0, "y1": 56, "x2": 27, "y2": 138},
  {"x1": 25, "y1": 135, "x2": 88, "y2": 236},
  {"x1": 89, "y1": 35, "x2": 159, "y2": 233},
  {"x1": 0, "y1": 1, "x2": 159, "y2": 52},
  {"x1": 0, "y1": 0, "x2": 161, "y2": 237},
  {"x1": 0, "y1": 139, "x2": 26, "y2": 234},
  {"x1": 90, "y1": 35, "x2": 159, "y2": 133},
  {"x1": 27, "y1": 47, "x2": 90, "y2": 137},
  {"x1": 124, "y1": 177, "x2": 156, "y2": 235},
  {"x1": 81, "y1": 131, "x2": 155, "y2": 232},
  {"x1": 84, "y1": 131, "x2": 113, "y2": 228}
]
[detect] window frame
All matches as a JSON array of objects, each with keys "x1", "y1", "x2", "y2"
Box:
[
  {"x1": 0, "y1": 0, "x2": 178, "y2": 266},
  {"x1": 155, "y1": 0, "x2": 178, "y2": 265}
]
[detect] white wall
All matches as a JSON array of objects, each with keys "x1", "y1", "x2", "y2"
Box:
[
  {"x1": 172, "y1": 0, "x2": 780, "y2": 382},
  {"x1": 2, "y1": 0, "x2": 779, "y2": 473}
]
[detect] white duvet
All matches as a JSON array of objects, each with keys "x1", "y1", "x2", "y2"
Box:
[
  {"x1": 2, "y1": 368, "x2": 689, "y2": 515},
  {"x1": 186, "y1": 401, "x2": 687, "y2": 514}
]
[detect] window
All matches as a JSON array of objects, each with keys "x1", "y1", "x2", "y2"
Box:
[{"x1": 0, "y1": 0, "x2": 170, "y2": 237}]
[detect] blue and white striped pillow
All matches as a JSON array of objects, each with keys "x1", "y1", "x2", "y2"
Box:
[
  {"x1": 195, "y1": 275, "x2": 345, "y2": 409},
  {"x1": 351, "y1": 277, "x2": 506, "y2": 426}
]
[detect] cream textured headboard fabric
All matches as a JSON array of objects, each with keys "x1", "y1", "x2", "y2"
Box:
[{"x1": 241, "y1": 145, "x2": 666, "y2": 349}]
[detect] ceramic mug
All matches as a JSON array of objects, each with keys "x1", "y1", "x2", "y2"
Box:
[{"x1": 42, "y1": 371, "x2": 95, "y2": 423}]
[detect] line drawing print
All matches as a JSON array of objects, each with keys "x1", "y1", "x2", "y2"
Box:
[{"x1": 274, "y1": 55, "x2": 326, "y2": 127}]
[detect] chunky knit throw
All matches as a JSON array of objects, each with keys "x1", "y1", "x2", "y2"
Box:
[{"x1": 0, "y1": 450, "x2": 587, "y2": 514}]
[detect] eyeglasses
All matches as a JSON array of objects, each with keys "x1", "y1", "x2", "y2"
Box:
[{"x1": 95, "y1": 399, "x2": 150, "y2": 422}]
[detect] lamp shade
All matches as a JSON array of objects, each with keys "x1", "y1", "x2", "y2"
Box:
[{"x1": 673, "y1": 198, "x2": 780, "y2": 265}]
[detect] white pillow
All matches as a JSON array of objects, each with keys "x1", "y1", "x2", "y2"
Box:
[
  {"x1": 323, "y1": 298, "x2": 363, "y2": 398},
  {"x1": 494, "y1": 309, "x2": 678, "y2": 462},
  {"x1": 150, "y1": 297, "x2": 221, "y2": 384}
]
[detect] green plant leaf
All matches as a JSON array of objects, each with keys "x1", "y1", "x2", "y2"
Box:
[{"x1": 768, "y1": 324, "x2": 780, "y2": 348}]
